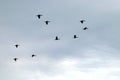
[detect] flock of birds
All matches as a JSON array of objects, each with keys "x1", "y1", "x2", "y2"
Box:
[{"x1": 13, "y1": 14, "x2": 88, "y2": 62}]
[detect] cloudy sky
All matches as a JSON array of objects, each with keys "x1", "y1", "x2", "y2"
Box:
[{"x1": 0, "y1": 0, "x2": 120, "y2": 80}]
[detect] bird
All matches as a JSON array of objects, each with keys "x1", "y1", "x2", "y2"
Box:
[
  {"x1": 37, "y1": 14, "x2": 43, "y2": 19},
  {"x1": 80, "y1": 20, "x2": 85, "y2": 24},
  {"x1": 55, "y1": 36, "x2": 60, "y2": 40},
  {"x1": 15, "y1": 44, "x2": 20, "y2": 48},
  {"x1": 14, "y1": 58, "x2": 18, "y2": 62},
  {"x1": 74, "y1": 35, "x2": 78, "y2": 39},
  {"x1": 32, "y1": 54, "x2": 36, "y2": 57},
  {"x1": 45, "y1": 21, "x2": 50, "y2": 25},
  {"x1": 83, "y1": 27, "x2": 88, "y2": 30}
]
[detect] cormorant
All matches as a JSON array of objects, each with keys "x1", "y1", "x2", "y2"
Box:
[
  {"x1": 55, "y1": 36, "x2": 60, "y2": 40},
  {"x1": 14, "y1": 58, "x2": 18, "y2": 61},
  {"x1": 37, "y1": 14, "x2": 43, "y2": 19},
  {"x1": 74, "y1": 35, "x2": 78, "y2": 39},
  {"x1": 80, "y1": 20, "x2": 85, "y2": 24},
  {"x1": 32, "y1": 54, "x2": 36, "y2": 57},
  {"x1": 15, "y1": 44, "x2": 19, "y2": 48},
  {"x1": 45, "y1": 21, "x2": 50, "y2": 25},
  {"x1": 83, "y1": 27, "x2": 88, "y2": 30}
]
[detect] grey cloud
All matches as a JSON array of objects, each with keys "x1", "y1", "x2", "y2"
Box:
[{"x1": 0, "y1": 0, "x2": 120, "y2": 80}]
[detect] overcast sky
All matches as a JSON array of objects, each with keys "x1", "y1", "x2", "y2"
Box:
[{"x1": 0, "y1": 0, "x2": 120, "y2": 80}]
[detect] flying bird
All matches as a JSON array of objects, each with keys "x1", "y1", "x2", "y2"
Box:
[
  {"x1": 80, "y1": 20, "x2": 85, "y2": 24},
  {"x1": 15, "y1": 44, "x2": 20, "y2": 48},
  {"x1": 45, "y1": 21, "x2": 50, "y2": 25},
  {"x1": 74, "y1": 35, "x2": 78, "y2": 39},
  {"x1": 37, "y1": 14, "x2": 43, "y2": 19},
  {"x1": 83, "y1": 27, "x2": 88, "y2": 30},
  {"x1": 14, "y1": 58, "x2": 18, "y2": 62},
  {"x1": 55, "y1": 36, "x2": 60, "y2": 40},
  {"x1": 32, "y1": 54, "x2": 36, "y2": 57}
]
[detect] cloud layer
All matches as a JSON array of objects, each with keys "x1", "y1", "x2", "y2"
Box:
[{"x1": 0, "y1": 0, "x2": 120, "y2": 80}]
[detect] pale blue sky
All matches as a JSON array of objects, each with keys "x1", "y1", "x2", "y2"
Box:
[{"x1": 0, "y1": 0, "x2": 120, "y2": 80}]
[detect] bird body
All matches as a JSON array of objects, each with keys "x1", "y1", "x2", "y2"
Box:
[
  {"x1": 32, "y1": 54, "x2": 36, "y2": 57},
  {"x1": 74, "y1": 35, "x2": 78, "y2": 39},
  {"x1": 15, "y1": 44, "x2": 19, "y2": 48},
  {"x1": 55, "y1": 36, "x2": 60, "y2": 40},
  {"x1": 80, "y1": 20, "x2": 85, "y2": 24},
  {"x1": 14, "y1": 58, "x2": 18, "y2": 61},
  {"x1": 83, "y1": 27, "x2": 88, "y2": 30},
  {"x1": 37, "y1": 14, "x2": 42, "y2": 19},
  {"x1": 45, "y1": 21, "x2": 50, "y2": 25}
]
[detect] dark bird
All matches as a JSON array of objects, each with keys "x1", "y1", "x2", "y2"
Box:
[
  {"x1": 15, "y1": 44, "x2": 20, "y2": 48},
  {"x1": 83, "y1": 27, "x2": 88, "y2": 30},
  {"x1": 32, "y1": 54, "x2": 36, "y2": 57},
  {"x1": 74, "y1": 35, "x2": 78, "y2": 39},
  {"x1": 45, "y1": 21, "x2": 50, "y2": 25},
  {"x1": 14, "y1": 58, "x2": 18, "y2": 61},
  {"x1": 37, "y1": 14, "x2": 43, "y2": 19},
  {"x1": 80, "y1": 20, "x2": 85, "y2": 24},
  {"x1": 55, "y1": 36, "x2": 60, "y2": 40}
]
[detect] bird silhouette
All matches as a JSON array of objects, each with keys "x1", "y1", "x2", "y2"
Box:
[
  {"x1": 37, "y1": 14, "x2": 43, "y2": 19},
  {"x1": 15, "y1": 44, "x2": 19, "y2": 48},
  {"x1": 45, "y1": 21, "x2": 50, "y2": 25},
  {"x1": 80, "y1": 20, "x2": 85, "y2": 24},
  {"x1": 14, "y1": 58, "x2": 18, "y2": 61},
  {"x1": 74, "y1": 35, "x2": 78, "y2": 39},
  {"x1": 32, "y1": 54, "x2": 36, "y2": 57},
  {"x1": 83, "y1": 27, "x2": 88, "y2": 30},
  {"x1": 55, "y1": 36, "x2": 60, "y2": 40}
]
